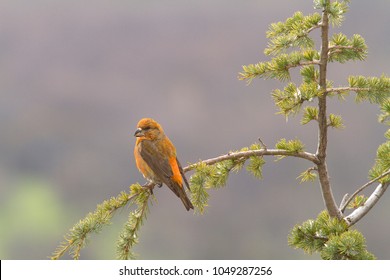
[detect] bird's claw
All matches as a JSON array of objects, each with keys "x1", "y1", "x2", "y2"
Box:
[{"x1": 142, "y1": 182, "x2": 156, "y2": 194}]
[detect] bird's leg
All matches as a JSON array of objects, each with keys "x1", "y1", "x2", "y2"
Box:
[{"x1": 142, "y1": 182, "x2": 156, "y2": 194}]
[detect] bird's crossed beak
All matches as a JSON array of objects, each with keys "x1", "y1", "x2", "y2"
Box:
[{"x1": 134, "y1": 128, "x2": 144, "y2": 137}]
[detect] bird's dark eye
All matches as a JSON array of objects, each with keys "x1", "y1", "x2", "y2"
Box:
[{"x1": 143, "y1": 126, "x2": 151, "y2": 131}]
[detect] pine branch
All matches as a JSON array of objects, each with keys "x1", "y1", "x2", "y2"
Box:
[
  {"x1": 238, "y1": 53, "x2": 320, "y2": 83},
  {"x1": 184, "y1": 148, "x2": 319, "y2": 173},
  {"x1": 328, "y1": 33, "x2": 368, "y2": 63},
  {"x1": 265, "y1": 12, "x2": 322, "y2": 55},
  {"x1": 51, "y1": 185, "x2": 145, "y2": 260}
]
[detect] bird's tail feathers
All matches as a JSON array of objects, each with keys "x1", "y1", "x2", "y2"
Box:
[
  {"x1": 180, "y1": 191, "x2": 194, "y2": 211},
  {"x1": 166, "y1": 181, "x2": 194, "y2": 211}
]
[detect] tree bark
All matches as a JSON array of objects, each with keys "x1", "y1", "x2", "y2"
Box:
[{"x1": 317, "y1": 6, "x2": 343, "y2": 219}]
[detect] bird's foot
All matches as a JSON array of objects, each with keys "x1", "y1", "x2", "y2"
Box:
[{"x1": 142, "y1": 182, "x2": 156, "y2": 194}]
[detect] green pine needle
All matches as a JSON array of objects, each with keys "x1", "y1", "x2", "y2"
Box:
[
  {"x1": 265, "y1": 11, "x2": 321, "y2": 55},
  {"x1": 369, "y1": 141, "x2": 390, "y2": 184},
  {"x1": 328, "y1": 113, "x2": 345, "y2": 129},
  {"x1": 329, "y1": 33, "x2": 367, "y2": 63},
  {"x1": 327, "y1": 1, "x2": 350, "y2": 27},
  {"x1": 300, "y1": 65, "x2": 319, "y2": 83},
  {"x1": 246, "y1": 156, "x2": 265, "y2": 179},
  {"x1": 297, "y1": 168, "x2": 317, "y2": 183},
  {"x1": 378, "y1": 99, "x2": 390, "y2": 124},
  {"x1": 321, "y1": 230, "x2": 375, "y2": 260},
  {"x1": 301, "y1": 106, "x2": 319, "y2": 125},
  {"x1": 189, "y1": 162, "x2": 213, "y2": 214},
  {"x1": 190, "y1": 180, "x2": 209, "y2": 215},
  {"x1": 275, "y1": 138, "x2": 305, "y2": 157},
  {"x1": 346, "y1": 195, "x2": 368, "y2": 210},
  {"x1": 349, "y1": 75, "x2": 390, "y2": 104}
]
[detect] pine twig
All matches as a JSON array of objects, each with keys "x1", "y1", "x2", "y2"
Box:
[
  {"x1": 258, "y1": 138, "x2": 268, "y2": 150},
  {"x1": 325, "y1": 87, "x2": 370, "y2": 94}
]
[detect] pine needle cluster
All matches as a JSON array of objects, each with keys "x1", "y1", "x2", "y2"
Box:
[
  {"x1": 51, "y1": 183, "x2": 151, "y2": 260},
  {"x1": 116, "y1": 184, "x2": 152, "y2": 260},
  {"x1": 369, "y1": 140, "x2": 390, "y2": 184},
  {"x1": 369, "y1": 98, "x2": 390, "y2": 184},
  {"x1": 288, "y1": 211, "x2": 375, "y2": 259}
]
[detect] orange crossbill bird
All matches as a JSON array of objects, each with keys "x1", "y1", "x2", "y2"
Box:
[{"x1": 134, "y1": 118, "x2": 194, "y2": 211}]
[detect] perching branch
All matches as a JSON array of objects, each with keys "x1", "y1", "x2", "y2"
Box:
[
  {"x1": 184, "y1": 148, "x2": 319, "y2": 173},
  {"x1": 51, "y1": 185, "x2": 147, "y2": 260}
]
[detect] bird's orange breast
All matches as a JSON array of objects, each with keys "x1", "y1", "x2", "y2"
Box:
[{"x1": 134, "y1": 140, "x2": 156, "y2": 180}]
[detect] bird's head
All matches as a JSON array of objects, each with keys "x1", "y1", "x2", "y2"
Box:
[{"x1": 134, "y1": 118, "x2": 164, "y2": 141}]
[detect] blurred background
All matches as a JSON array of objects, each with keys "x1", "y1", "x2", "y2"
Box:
[{"x1": 1, "y1": 0, "x2": 389, "y2": 259}]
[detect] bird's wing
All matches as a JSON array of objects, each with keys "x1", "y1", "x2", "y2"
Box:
[
  {"x1": 139, "y1": 140, "x2": 174, "y2": 181},
  {"x1": 177, "y1": 158, "x2": 190, "y2": 190}
]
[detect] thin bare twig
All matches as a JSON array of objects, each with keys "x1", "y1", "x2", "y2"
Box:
[
  {"x1": 339, "y1": 193, "x2": 350, "y2": 213},
  {"x1": 258, "y1": 138, "x2": 268, "y2": 150}
]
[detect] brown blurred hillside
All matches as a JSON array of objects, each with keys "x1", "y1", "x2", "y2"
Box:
[{"x1": 1, "y1": 0, "x2": 389, "y2": 259}]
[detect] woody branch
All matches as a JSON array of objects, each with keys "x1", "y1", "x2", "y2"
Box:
[
  {"x1": 345, "y1": 182, "x2": 390, "y2": 226},
  {"x1": 339, "y1": 169, "x2": 390, "y2": 226},
  {"x1": 316, "y1": 7, "x2": 343, "y2": 219},
  {"x1": 183, "y1": 148, "x2": 318, "y2": 173},
  {"x1": 340, "y1": 169, "x2": 390, "y2": 212}
]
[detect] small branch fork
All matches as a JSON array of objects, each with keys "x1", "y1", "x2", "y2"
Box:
[
  {"x1": 341, "y1": 169, "x2": 390, "y2": 226},
  {"x1": 345, "y1": 182, "x2": 389, "y2": 226},
  {"x1": 340, "y1": 169, "x2": 390, "y2": 212}
]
